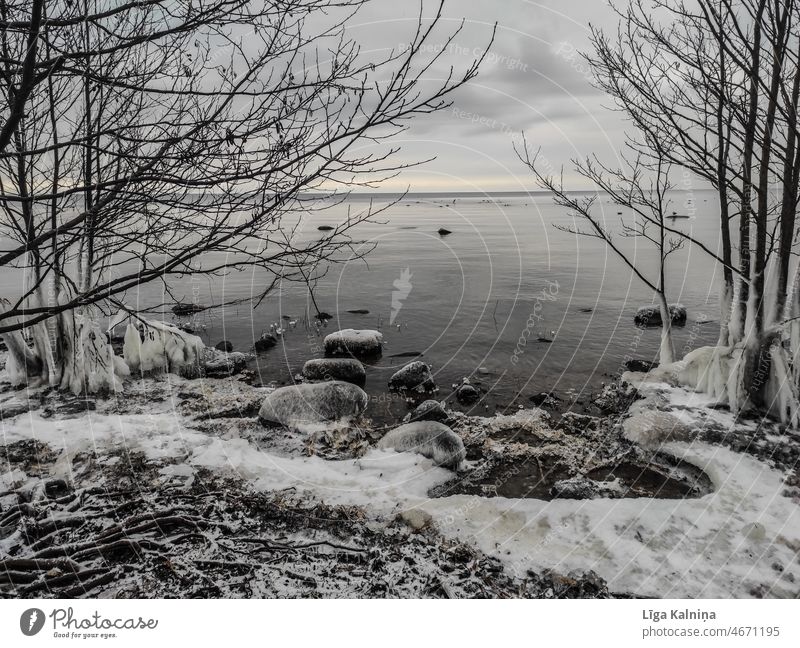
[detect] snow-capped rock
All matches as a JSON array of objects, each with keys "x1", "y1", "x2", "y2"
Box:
[
  {"x1": 388, "y1": 360, "x2": 437, "y2": 393},
  {"x1": 377, "y1": 421, "x2": 465, "y2": 470},
  {"x1": 301, "y1": 358, "x2": 366, "y2": 385},
  {"x1": 623, "y1": 410, "x2": 693, "y2": 447},
  {"x1": 323, "y1": 329, "x2": 383, "y2": 358},
  {"x1": 203, "y1": 348, "x2": 251, "y2": 377},
  {"x1": 403, "y1": 399, "x2": 449, "y2": 423},
  {"x1": 258, "y1": 381, "x2": 368, "y2": 430}
]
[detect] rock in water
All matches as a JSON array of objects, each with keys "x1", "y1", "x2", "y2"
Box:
[
  {"x1": 172, "y1": 303, "x2": 206, "y2": 316},
  {"x1": 438, "y1": 228, "x2": 452, "y2": 235},
  {"x1": 388, "y1": 361, "x2": 437, "y2": 393},
  {"x1": 404, "y1": 399, "x2": 449, "y2": 423},
  {"x1": 324, "y1": 329, "x2": 383, "y2": 358},
  {"x1": 317, "y1": 225, "x2": 335, "y2": 231},
  {"x1": 624, "y1": 359, "x2": 657, "y2": 373},
  {"x1": 258, "y1": 381, "x2": 368, "y2": 429},
  {"x1": 215, "y1": 340, "x2": 234, "y2": 353},
  {"x1": 528, "y1": 392, "x2": 562, "y2": 408},
  {"x1": 378, "y1": 421, "x2": 465, "y2": 469},
  {"x1": 203, "y1": 349, "x2": 250, "y2": 378},
  {"x1": 634, "y1": 304, "x2": 687, "y2": 327},
  {"x1": 302, "y1": 358, "x2": 366, "y2": 385},
  {"x1": 346, "y1": 309, "x2": 370, "y2": 314},
  {"x1": 254, "y1": 334, "x2": 277, "y2": 352},
  {"x1": 455, "y1": 381, "x2": 480, "y2": 404}
]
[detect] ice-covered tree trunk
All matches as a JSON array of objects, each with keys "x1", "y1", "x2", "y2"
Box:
[{"x1": 656, "y1": 293, "x2": 675, "y2": 365}]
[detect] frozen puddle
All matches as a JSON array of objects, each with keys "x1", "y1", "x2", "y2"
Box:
[{"x1": 430, "y1": 452, "x2": 713, "y2": 500}]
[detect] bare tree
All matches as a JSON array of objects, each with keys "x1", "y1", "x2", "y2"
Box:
[
  {"x1": 519, "y1": 145, "x2": 684, "y2": 364},
  {"x1": 527, "y1": 0, "x2": 800, "y2": 424},
  {"x1": 0, "y1": 0, "x2": 492, "y2": 393}
]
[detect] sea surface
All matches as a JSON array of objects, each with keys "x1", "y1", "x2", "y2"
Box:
[{"x1": 2, "y1": 190, "x2": 725, "y2": 421}]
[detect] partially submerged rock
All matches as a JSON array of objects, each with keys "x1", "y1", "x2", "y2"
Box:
[
  {"x1": 172, "y1": 303, "x2": 206, "y2": 316},
  {"x1": 254, "y1": 334, "x2": 278, "y2": 352},
  {"x1": 624, "y1": 359, "x2": 657, "y2": 373},
  {"x1": 301, "y1": 358, "x2": 366, "y2": 385},
  {"x1": 215, "y1": 340, "x2": 234, "y2": 353},
  {"x1": 634, "y1": 304, "x2": 687, "y2": 327},
  {"x1": 455, "y1": 380, "x2": 480, "y2": 405},
  {"x1": 528, "y1": 392, "x2": 562, "y2": 408},
  {"x1": 203, "y1": 348, "x2": 251, "y2": 378},
  {"x1": 324, "y1": 329, "x2": 383, "y2": 358},
  {"x1": 258, "y1": 381, "x2": 368, "y2": 430},
  {"x1": 438, "y1": 227, "x2": 452, "y2": 235},
  {"x1": 389, "y1": 361, "x2": 437, "y2": 394},
  {"x1": 377, "y1": 421, "x2": 465, "y2": 470}
]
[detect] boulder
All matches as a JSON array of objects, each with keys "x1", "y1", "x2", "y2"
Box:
[
  {"x1": 388, "y1": 361, "x2": 437, "y2": 393},
  {"x1": 301, "y1": 358, "x2": 366, "y2": 385},
  {"x1": 377, "y1": 421, "x2": 465, "y2": 470},
  {"x1": 254, "y1": 334, "x2": 277, "y2": 352},
  {"x1": 634, "y1": 304, "x2": 687, "y2": 327},
  {"x1": 404, "y1": 399, "x2": 449, "y2": 423},
  {"x1": 203, "y1": 349, "x2": 250, "y2": 377},
  {"x1": 624, "y1": 359, "x2": 657, "y2": 373},
  {"x1": 455, "y1": 381, "x2": 480, "y2": 405},
  {"x1": 528, "y1": 392, "x2": 561, "y2": 408},
  {"x1": 623, "y1": 410, "x2": 692, "y2": 447},
  {"x1": 258, "y1": 381, "x2": 368, "y2": 429},
  {"x1": 215, "y1": 340, "x2": 234, "y2": 353},
  {"x1": 324, "y1": 329, "x2": 383, "y2": 358}
]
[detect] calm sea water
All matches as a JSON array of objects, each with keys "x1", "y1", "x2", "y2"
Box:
[{"x1": 2, "y1": 190, "x2": 725, "y2": 420}]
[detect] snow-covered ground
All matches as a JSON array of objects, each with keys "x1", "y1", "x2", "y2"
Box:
[{"x1": 1, "y1": 368, "x2": 798, "y2": 598}]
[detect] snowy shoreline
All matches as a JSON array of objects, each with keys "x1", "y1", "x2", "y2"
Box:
[{"x1": 1, "y1": 359, "x2": 799, "y2": 598}]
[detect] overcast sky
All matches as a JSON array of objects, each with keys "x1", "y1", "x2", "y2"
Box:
[{"x1": 341, "y1": 0, "x2": 630, "y2": 192}]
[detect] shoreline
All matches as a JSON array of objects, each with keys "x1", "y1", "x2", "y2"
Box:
[{"x1": 1, "y1": 357, "x2": 798, "y2": 599}]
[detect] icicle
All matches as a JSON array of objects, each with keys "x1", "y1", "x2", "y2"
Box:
[{"x1": 123, "y1": 322, "x2": 143, "y2": 372}]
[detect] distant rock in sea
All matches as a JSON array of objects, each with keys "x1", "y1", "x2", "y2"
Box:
[
  {"x1": 634, "y1": 304, "x2": 687, "y2": 327},
  {"x1": 438, "y1": 228, "x2": 452, "y2": 235},
  {"x1": 317, "y1": 225, "x2": 334, "y2": 231},
  {"x1": 172, "y1": 303, "x2": 206, "y2": 316},
  {"x1": 346, "y1": 309, "x2": 370, "y2": 314}
]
